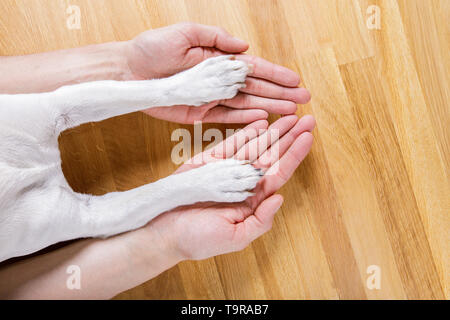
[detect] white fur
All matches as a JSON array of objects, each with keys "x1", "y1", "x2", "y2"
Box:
[{"x1": 0, "y1": 55, "x2": 263, "y2": 262}]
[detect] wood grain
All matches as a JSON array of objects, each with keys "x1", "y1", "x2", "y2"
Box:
[{"x1": 0, "y1": 0, "x2": 448, "y2": 299}]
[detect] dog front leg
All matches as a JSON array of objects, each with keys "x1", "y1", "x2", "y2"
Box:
[
  {"x1": 78, "y1": 159, "x2": 262, "y2": 238},
  {"x1": 45, "y1": 55, "x2": 249, "y2": 135}
]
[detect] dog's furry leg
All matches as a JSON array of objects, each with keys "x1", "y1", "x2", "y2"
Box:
[
  {"x1": 78, "y1": 159, "x2": 262, "y2": 238},
  {"x1": 47, "y1": 55, "x2": 248, "y2": 134}
]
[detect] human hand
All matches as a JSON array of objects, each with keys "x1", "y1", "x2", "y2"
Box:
[
  {"x1": 125, "y1": 23, "x2": 311, "y2": 124},
  {"x1": 141, "y1": 115, "x2": 315, "y2": 260}
]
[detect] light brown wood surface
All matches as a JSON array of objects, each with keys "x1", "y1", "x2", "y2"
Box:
[{"x1": 0, "y1": 0, "x2": 448, "y2": 299}]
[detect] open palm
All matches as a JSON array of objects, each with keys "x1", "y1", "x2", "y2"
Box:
[
  {"x1": 147, "y1": 115, "x2": 315, "y2": 260},
  {"x1": 126, "y1": 23, "x2": 311, "y2": 124}
]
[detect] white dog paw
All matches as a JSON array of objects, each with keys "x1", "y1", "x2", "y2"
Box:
[
  {"x1": 187, "y1": 159, "x2": 263, "y2": 203},
  {"x1": 176, "y1": 55, "x2": 249, "y2": 106}
]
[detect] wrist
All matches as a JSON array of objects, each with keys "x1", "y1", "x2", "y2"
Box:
[
  {"x1": 123, "y1": 223, "x2": 185, "y2": 277},
  {"x1": 67, "y1": 40, "x2": 135, "y2": 83},
  {"x1": 122, "y1": 37, "x2": 153, "y2": 81}
]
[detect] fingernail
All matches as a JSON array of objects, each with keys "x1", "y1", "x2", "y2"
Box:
[
  {"x1": 234, "y1": 37, "x2": 248, "y2": 44},
  {"x1": 248, "y1": 64, "x2": 254, "y2": 73}
]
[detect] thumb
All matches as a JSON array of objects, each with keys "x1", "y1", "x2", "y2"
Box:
[
  {"x1": 240, "y1": 194, "x2": 284, "y2": 244},
  {"x1": 180, "y1": 22, "x2": 249, "y2": 53}
]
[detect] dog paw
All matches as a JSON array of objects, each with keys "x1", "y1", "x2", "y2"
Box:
[
  {"x1": 187, "y1": 159, "x2": 263, "y2": 203},
  {"x1": 175, "y1": 55, "x2": 250, "y2": 106}
]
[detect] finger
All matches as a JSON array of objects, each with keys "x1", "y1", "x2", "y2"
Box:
[
  {"x1": 240, "y1": 77, "x2": 311, "y2": 104},
  {"x1": 210, "y1": 120, "x2": 268, "y2": 159},
  {"x1": 223, "y1": 93, "x2": 298, "y2": 114},
  {"x1": 256, "y1": 115, "x2": 316, "y2": 168},
  {"x1": 235, "y1": 115, "x2": 299, "y2": 162},
  {"x1": 178, "y1": 119, "x2": 268, "y2": 170},
  {"x1": 236, "y1": 54, "x2": 302, "y2": 87},
  {"x1": 203, "y1": 106, "x2": 268, "y2": 123},
  {"x1": 174, "y1": 119, "x2": 267, "y2": 173},
  {"x1": 234, "y1": 194, "x2": 283, "y2": 246},
  {"x1": 262, "y1": 132, "x2": 314, "y2": 196},
  {"x1": 179, "y1": 22, "x2": 249, "y2": 53}
]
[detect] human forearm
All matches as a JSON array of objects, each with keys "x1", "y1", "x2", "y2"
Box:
[
  {"x1": 0, "y1": 227, "x2": 182, "y2": 299},
  {"x1": 0, "y1": 41, "x2": 132, "y2": 94}
]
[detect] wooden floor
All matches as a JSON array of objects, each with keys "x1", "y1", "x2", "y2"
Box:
[{"x1": 0, "y1": 0, "x2": 448, "y2": 299}]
